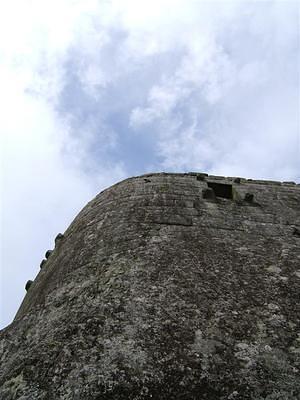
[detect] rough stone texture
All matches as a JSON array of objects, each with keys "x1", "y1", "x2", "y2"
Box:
[{"x1": 1, "y1": 172, "x2": 300, "y2": 399}]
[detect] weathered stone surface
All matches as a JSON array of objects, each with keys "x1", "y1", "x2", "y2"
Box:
[{"x1": 1, "y1": 172, "x2": 300, "y2": 399}]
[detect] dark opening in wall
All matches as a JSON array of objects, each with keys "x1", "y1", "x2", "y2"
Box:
[{"x1": 207, "y1": 182, "x2": 233, "y2": 199}]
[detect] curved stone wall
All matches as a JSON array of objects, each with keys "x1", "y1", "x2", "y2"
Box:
[{"x1": 1, "y1": 173, "x2": 300, "y2": 399}]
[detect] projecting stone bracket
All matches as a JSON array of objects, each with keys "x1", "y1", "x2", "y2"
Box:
[
  {"x1": 45, "y1": 250, "x2": 53, "y2": 259},
  {"x1": 25, "y1": 280, "x2": 33, "y2": 292},
  {"x1": 55, "y1": 233, "x2": 64, "y2": 245},
  {"x1": 39, "y1": 233, "x2": 64, "y2": 269}
]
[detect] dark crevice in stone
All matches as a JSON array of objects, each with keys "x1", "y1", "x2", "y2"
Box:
[
  {"x1": 292, "y1": 227, "x2": 300, "y2": 237},
  {"x1": 207, "y1": 182, "x2": 233, "y2": 200}
]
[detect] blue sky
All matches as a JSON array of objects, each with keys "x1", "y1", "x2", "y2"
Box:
[{"x1": 0, "y1": 0, "x2": 299, "y2": 328}]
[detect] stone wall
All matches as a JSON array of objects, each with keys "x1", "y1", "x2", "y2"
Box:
[{"x1": 1, "y1": 173, "x2": 299, "y2": 399}]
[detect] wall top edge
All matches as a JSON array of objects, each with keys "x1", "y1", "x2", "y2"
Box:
[{"x1": 131, "y1": 172, "x2": 299, "y2": 186}]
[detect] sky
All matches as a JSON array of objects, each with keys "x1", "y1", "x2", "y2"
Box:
[{"x1": 0, "y1": 0, "x2": 299, "y2": 328}]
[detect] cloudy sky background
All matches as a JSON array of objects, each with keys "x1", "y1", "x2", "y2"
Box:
[{"x1": 0, "y1": 0, "x2": 299, "y2": 328}]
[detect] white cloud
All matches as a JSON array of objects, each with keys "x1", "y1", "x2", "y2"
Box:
[{"x1": 128, "y1": 0, "x2": 299, "y2": 180}]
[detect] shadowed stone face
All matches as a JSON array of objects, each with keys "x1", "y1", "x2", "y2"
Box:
[{"x1": 1, "y1": 173, "x2": 300, "y2": 399}]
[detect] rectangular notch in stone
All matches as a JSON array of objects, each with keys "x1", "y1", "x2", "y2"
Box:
[{"x1": 207, "y1": 182, "x2": 233, "y2": 199}]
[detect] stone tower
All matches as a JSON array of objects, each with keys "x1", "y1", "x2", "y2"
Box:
[{"x1": 1, "y1": 173, "x2": 299, "y2": 399}]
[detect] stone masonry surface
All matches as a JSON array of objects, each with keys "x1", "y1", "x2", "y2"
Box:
[{"x1": 0, "y1": 172, "x2": 300, "y2": 399}]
